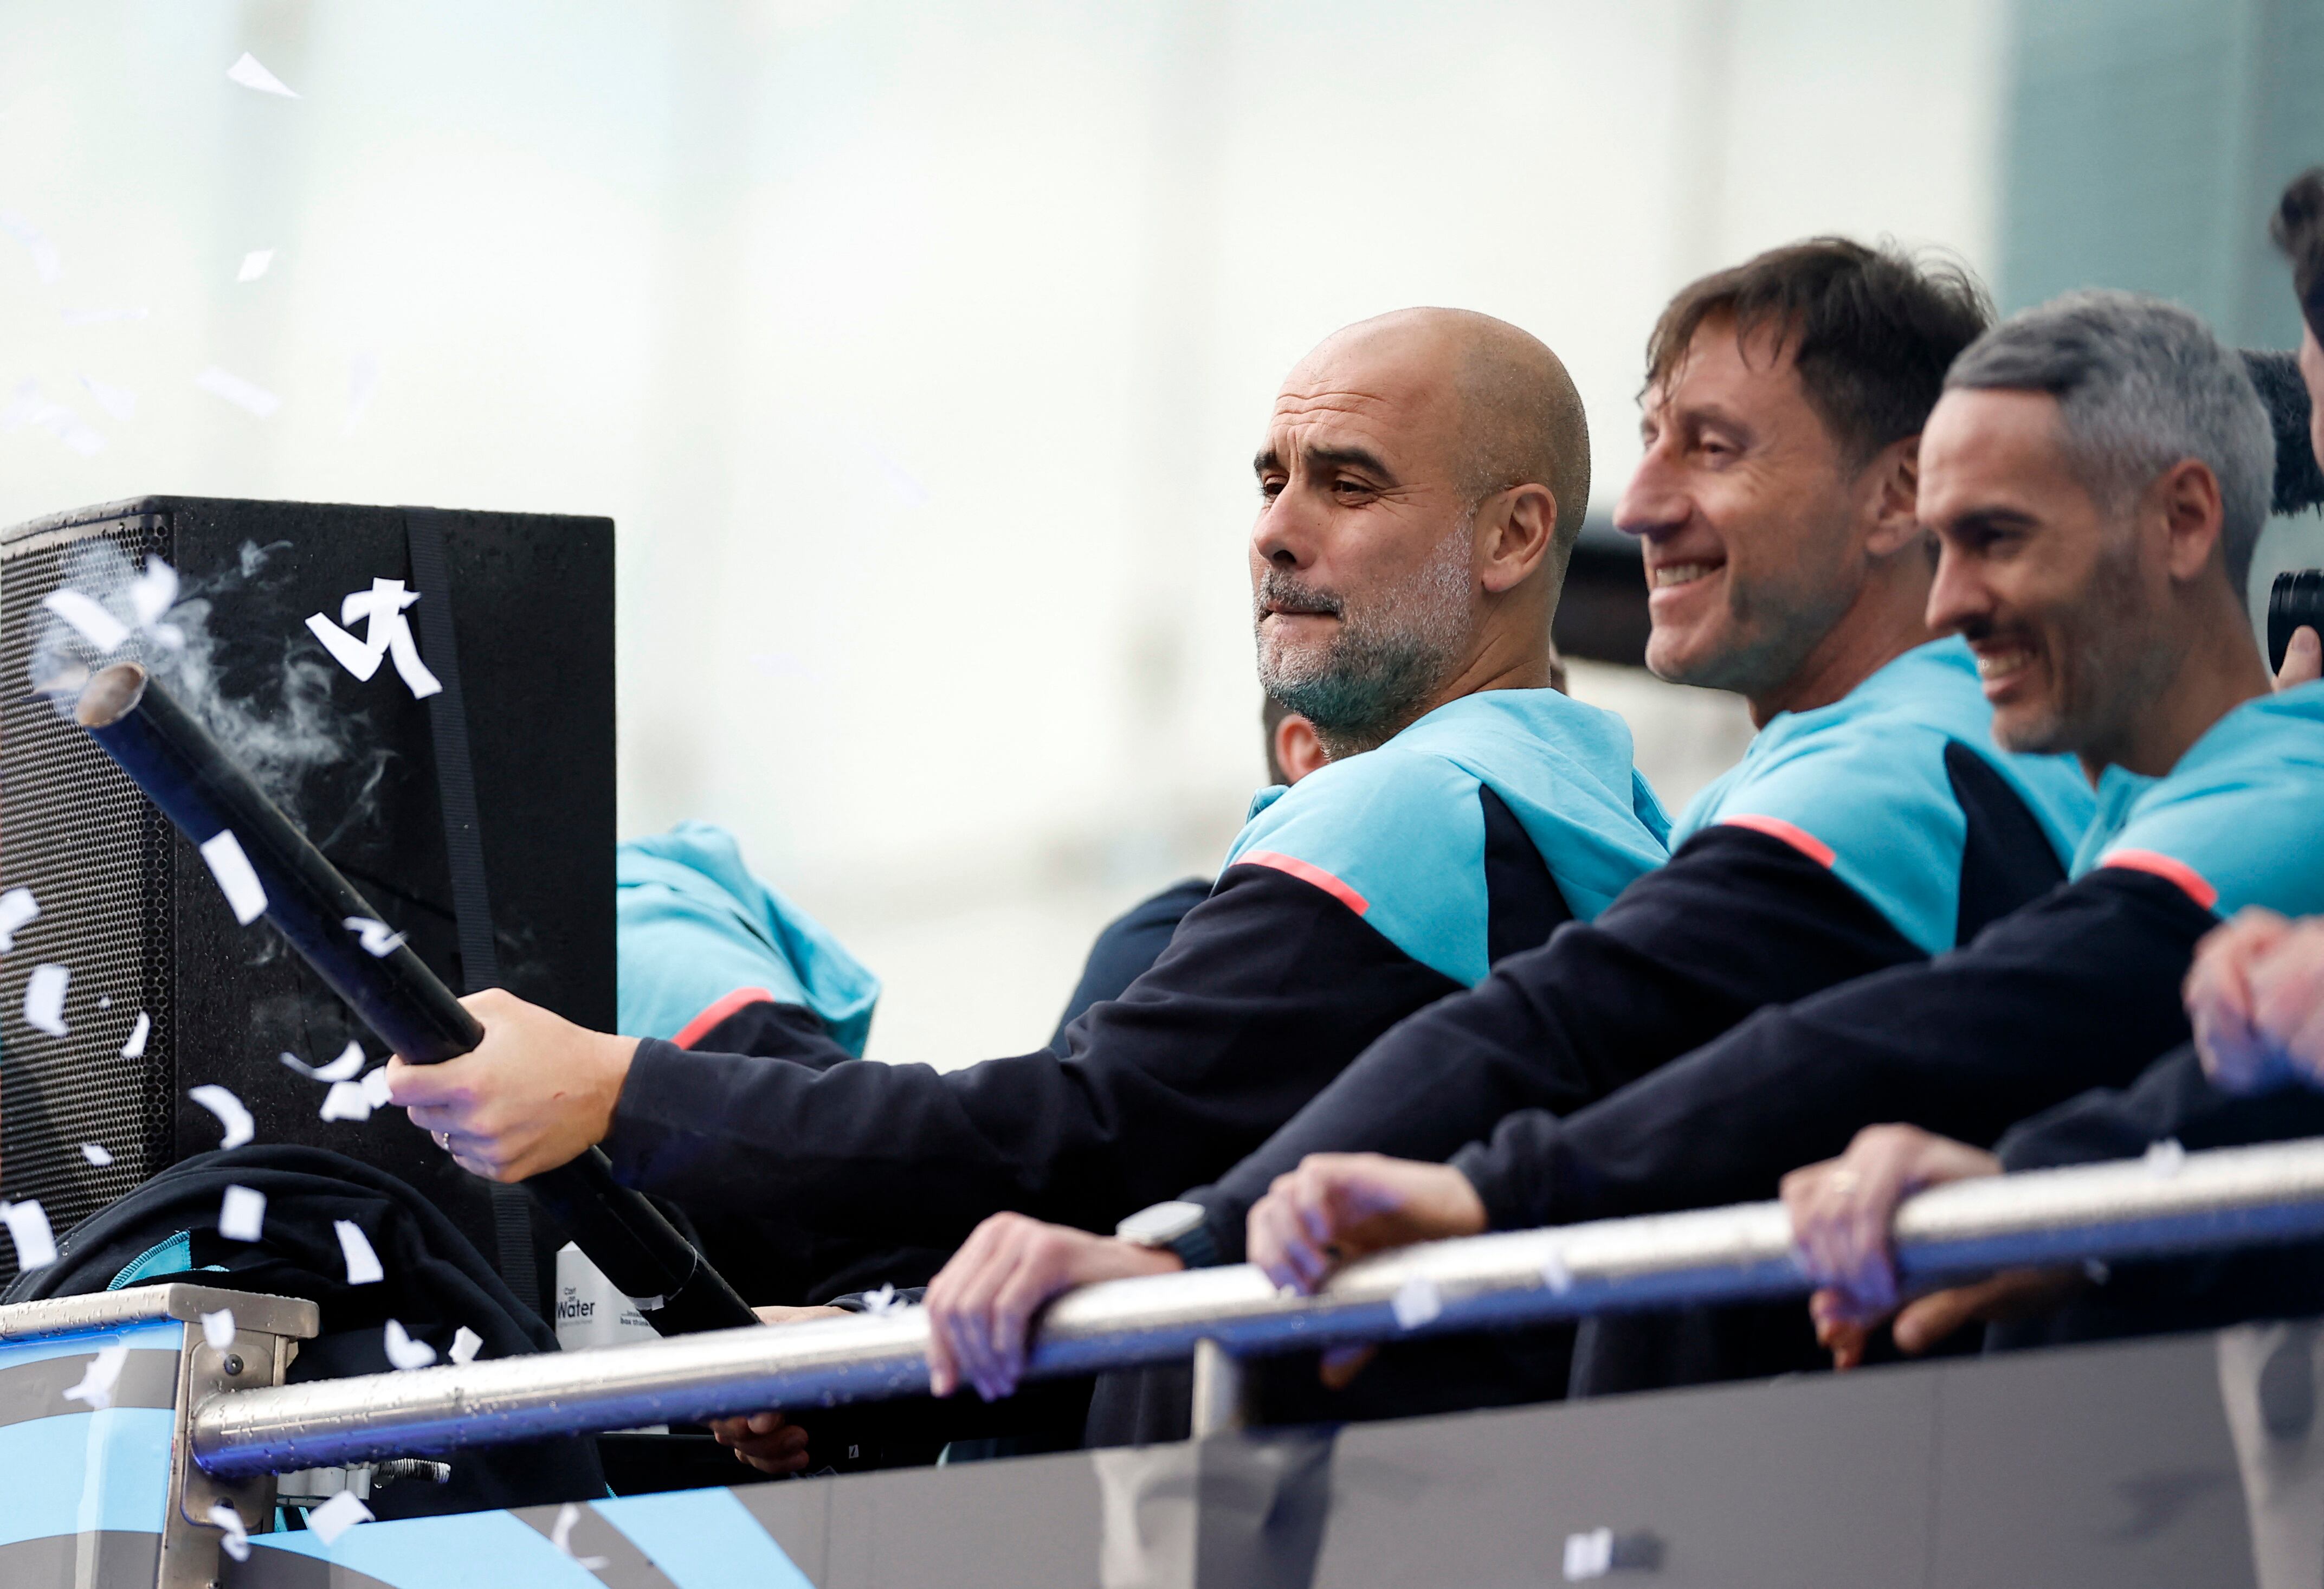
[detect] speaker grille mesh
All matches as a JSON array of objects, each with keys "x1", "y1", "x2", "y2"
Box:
[{"x1": 0, "y1": 518, "x2": 177, "y2": 1282}]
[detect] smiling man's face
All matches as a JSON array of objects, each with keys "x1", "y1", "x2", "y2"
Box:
[
  {"x1": 1617, "y1": 317, "x2": 1867, "y2": 702},
  {"x1": 1250, "y1": 324, "x2": 1480, "y2": 755},
  {"x1": 1919, "y1": 386, "x2": 2165, "y2": 765}
]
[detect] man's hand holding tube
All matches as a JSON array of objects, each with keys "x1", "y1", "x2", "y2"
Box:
[
  {"x1": 1780, "y1": 1124, "x2": 2076, "y2": 1369},
  {"x1": 383, "y1": 988, "x2": 638, "y2": 1182}
]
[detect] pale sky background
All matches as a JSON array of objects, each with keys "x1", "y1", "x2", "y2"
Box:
[{"x1": 0, "y1": 1, "x2": 2019, "y2": 1060}]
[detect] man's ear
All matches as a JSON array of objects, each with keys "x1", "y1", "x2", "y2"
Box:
[
  {"x1": 1862, "y1": 434, "x2": 1925, "y2": 559},
  {"x1": 1479, "y1": 484, "x2": 1557, "y2": 595},
  {"x1": 1273, "y1": 713, "x2": 1328, "y2": 782},
  {"x1": 2154, "y1": 456, "x2": 2228, "y2": 583}
]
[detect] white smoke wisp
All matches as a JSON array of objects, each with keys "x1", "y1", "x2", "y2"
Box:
[{"x1": 30, "y1": 538, "x2": 392, "y2": 819}]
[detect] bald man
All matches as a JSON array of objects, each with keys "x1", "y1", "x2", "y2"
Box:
[{"x1": 386, "y1": 310, "x2": 1667, "y2": 1320}]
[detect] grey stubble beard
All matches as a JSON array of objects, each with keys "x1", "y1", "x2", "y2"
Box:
[{"x1": 1255, "y1": 520, "x2": 1476, "y2": 760}]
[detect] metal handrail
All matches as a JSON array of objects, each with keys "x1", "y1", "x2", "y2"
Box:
[{"x1": 187, "y1": 1135, "x2": 2324, "y2": 1477}]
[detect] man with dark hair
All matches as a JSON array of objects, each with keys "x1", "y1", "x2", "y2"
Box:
[
  {"x1": 1230, "y1": 291, "x2": 2324, "y2": 1358},
  {"x1": 388, "y1": 308, "x2": 1669, "y2": 1363},
  {"x1": 916, "y1": 240, "x2": 2099, "y2": 1413}
]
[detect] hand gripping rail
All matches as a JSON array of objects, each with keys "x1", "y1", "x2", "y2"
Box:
[{"x1": 185, "y1": 1135, "x2": 2324, "y2": 1477}]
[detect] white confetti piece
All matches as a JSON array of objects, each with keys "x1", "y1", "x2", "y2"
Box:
[
  {"x1": 79, "y1": 1142, "x2": 112, "y2": 1167},
  {"x1": 307, "y1": 1489, "x2": 372, "y2": 1545},
  {"x1": 189, "y1": 1084, "x2": 255, "y2": 1149},
  {"x1": 343, "y1": 351, "x2": 379, "y2": 435},
  {"x1": 127, "y1": 557, "x2": 176, "y2": 626},
  {"x1": 42, "y1": 589, "x2": 129, "y2": 652},
  {"x1": 344, "y1": 917, "x2": 408, "y2": 956},
  {"x1": 61, "y1": 305, "x2": 148, "y2": 327},
  {"x1": 549, "y1": 1502, "x2": 610, "y2": 1570},
  {"x1": 336, "y1": 1220, "x2": 384, "y2": 1285},
  {"x1": 202, "y1": 1308, "x2": 236, "y2": 1350},
  {"x1": 1540, "y1": 1247, "x2": 1574, "y2": 1295},
  {"x1": 218, "y1": 1184, "x2": 266, "y2": 1241},
  {"x1": 236, "y1": 249, "x2": 274, "y2": 282},
  {"x1": 10, "y1": 394, "x2": 102, "y2": 454},
  {"x1": 281, "y1": 1039, "x2": 365, "y2": 1083},
  {"x1": 863, "y1": 1282, "x2": 900, "y2": 1315},
  {"x1": 78, "y1": 373, "x2": 135, "y2": 422},
  {"x1": 450, "y1": 1326, "x2": 483, "y2": 1365},
  {"x1": 199, "y1": 830, "x2": 268, "y2": 924},
  {"x1": 2083, "y1": 1257, "x2": 2112, "y2": 1285},
  {"x1": 388, "y1": 619, "x2": 442, "y2": 698},
  {"x1": 194, "y1": 365, "x2": 280, "y2": 419},
  {"x1": 225, "y1": 52, "x2": 299, "y2": 98},
  {"x1": 3, "y1": 1199, "x2": 57, "y2": 1268},
  {"x1": 0, "y1": 886, "x2": 38, "y2": 950},
  {"x1": 120, "y1": 1010, "x2": 150, "y2": 1059},
  {"x1": 209, "y1": 1501, "x2": 251, "y2": 1561},
  {"x1": 96, "y1": 994, "x2": 110, "y2": 1009},
  {"x1": 864, "y1": 441, "x2": 930, "y2": 509},
  {"x1": 2, "y1": 379, "x2": 103, "y2": 455},
  {"x1": 348, "y1": 578, "x2": 417, "y2": 640},
  {"x1": 360, "y1": 1066, "x2": 393, "y2": 1109},
  {"x1": 1563, "y1": 1526, "x2": 1613, "y2": 1581},
  {"x1": 382, "y1": 1318, "x2": 435, "y2": 1370},
  {"x1": 2144, "y1": 1138, "x2": 2186, "y2": 1178},
  {"x1": 62, "y1": 1344, "x2": 128, "y2": 1410},
  {"x1": 0, "y1": 208, "x2": 61, "y2": 285},
  {"x1": 318, "y1": 582, "x2": 438, "y2": 697},
  {"x1": 318, "y1": 1080, "x2": 371, "y2": 1123},
  {"x1": 1390, "y1": 1275, "x2": 1441, "y2": 1331},
  {"x1": 24, "y1": 963, "x2": 69, "y2": 1037},
  {"x1": 306, "y1": 612, "x2": 384, "y2": 681}
]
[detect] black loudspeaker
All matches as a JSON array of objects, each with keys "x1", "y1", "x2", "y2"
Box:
[{"x1": 0, "y1": 495, "x2": 614, "y2": 1314}]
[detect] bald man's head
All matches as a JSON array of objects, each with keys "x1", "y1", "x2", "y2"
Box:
[
  {"x1": 1251, "y1": 309, "x2": 1583, "y2": 756},
  {"x1": 1302, "y1": 308, "x2": 1592, "y2": 590}
]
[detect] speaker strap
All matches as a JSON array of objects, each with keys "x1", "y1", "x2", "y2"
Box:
[{"x1": 403, "y1": 507, "x2": 538, "y2": 1310}]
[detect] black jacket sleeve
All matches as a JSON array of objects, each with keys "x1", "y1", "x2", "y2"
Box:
[
  {"x1": 1996, "y1": 1043, "x2": 2324, "y2": 1169},
  {"x1": 1980, "y1": 1045, "x2": 2324, "y2": 1352},
  {"x1": 599, "y1": 862, "x2": 1465, "y2": 1253},
  {"x1": 1451, "y1": 867, "x2": 2222, "y2": 1230},
  {"x1": 1049, "y1": 877, "x2": 1213, "y2": 1046},
  {"x1": 1182, "y1": 826, "x2": 1923, "y2": 1260}
]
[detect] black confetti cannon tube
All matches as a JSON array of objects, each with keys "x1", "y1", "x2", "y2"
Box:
[{"x1": 75, "y1": 662, "x2": 757, "y2": 1337}]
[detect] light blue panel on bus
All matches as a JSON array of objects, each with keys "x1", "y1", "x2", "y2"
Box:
[
  {"x1": 594, "y1": 1487, "x2": 816, "y2": 1587},
  {"x1": 253, "y1": 1508, "x2": 612, "y2": 1586},
  {"x1": 0, "y1": 1316, "x2": 180, "y2": 1370},
  {"x1": 0, "y1": 1318, "x2": 180, "y2": 1552},
  {"x1": 253, "y1": 1485, "x2": 821, "y2": 1587},
  {"x1": 0, "y1": 1410, "x2": 176, "y2": 1547}
]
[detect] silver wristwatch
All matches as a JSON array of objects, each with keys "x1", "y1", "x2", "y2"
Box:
[{"x1": 1114, "y1": 1200, "x2": 1218, "y2": 1268}]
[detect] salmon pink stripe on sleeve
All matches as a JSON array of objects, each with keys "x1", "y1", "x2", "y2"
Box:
[
  {"x1": 1239, "y1": 851, "x2": 1370, "y2": 916},
  {"x1": 673, "y1": 986, "x2": 780, "y2": 1049},
  {"x1": 1720, "y1": 813, "x2": 1837, "y2": 869},
  {"x1": 2100, "y1": 848, "x2": 2220, "y2": 911}
]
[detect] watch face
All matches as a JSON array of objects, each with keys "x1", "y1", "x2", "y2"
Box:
[{"x1": 1116, "y1": 1200, "x2": 1205, "y2": 1246}]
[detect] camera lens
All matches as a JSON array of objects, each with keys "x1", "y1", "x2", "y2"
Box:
[{"x1": 2268, "y1": 568, "x2": 2324, "y2": 675}]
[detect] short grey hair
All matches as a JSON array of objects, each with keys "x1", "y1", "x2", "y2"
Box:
[{"x1": 1945, "y1": 290, "x2": 2274, "y2": 593}]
